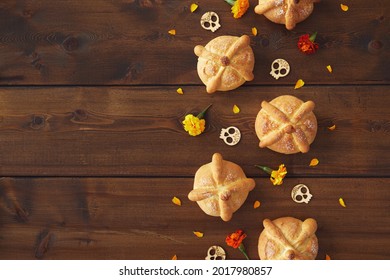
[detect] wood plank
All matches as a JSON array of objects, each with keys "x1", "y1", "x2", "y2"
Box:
[
  {"x1": 1, "y1": 86, "x2": 389, "y2": 177},
  {"x1": 1, "y1": 177, "x2": 389, "y2": 260},
  {"x1": 0, "y1": 0, "x2": 388, "y2": 85}
]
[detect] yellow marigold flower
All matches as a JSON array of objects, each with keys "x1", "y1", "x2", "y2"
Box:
[
  {"x1": 227, "y1": 0, "x2": 249, "y2": 19},
  {"x1": 182, "y1": 104, "x2": 211, "y2": 137},
  {"x1": 270, "y1": 164, "x2": 287, "y2": 185},
  {"x1": 255, "y1": 164, "x2": 287, "y2": 186},
  {"x1": 182, "y1": 114, "x2": 205, "y2": 136}
]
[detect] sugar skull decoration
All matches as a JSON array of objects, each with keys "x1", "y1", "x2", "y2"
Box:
[
  {"x1": 188, "y1": 153, "x2": 255, "y2": 221},
  {"x1": 270, "y1": 58, "x2": 290, "y2": 80},
  {"x1": 291, "y1": 184, "x2": 313, "y2": 204},
  {"x1": 219, "y1": 126, "x2": 241, "y2": 146},
  {"x1": 194, "y1": 35, "x2": 255, "y2": 93},
  {"x1": 254, "y1": 0, "x2": 321, "y2": 30},
  {"x1": 200, "y1": 12, "x2": 221, "y2": 32},
  {"x1": 205, "y1": 245, "x2": 226, "y2": 260}
]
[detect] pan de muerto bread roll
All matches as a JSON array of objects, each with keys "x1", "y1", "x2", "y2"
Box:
[
  {"x1": 194, "y1": 35, "x2": 255, "y2": 94},
  {"x1": 258, "y1": 217, "x2": 319, "y2": 260},
  {"x1": 254, "y1": 0, "x2": 320, "y2": 30},
  {"x1": 188, "y1": 153, "x2": 255, "y2": 222},
  {"x1": 255, "y1": 95, "x2": 317, "y2": 154}
]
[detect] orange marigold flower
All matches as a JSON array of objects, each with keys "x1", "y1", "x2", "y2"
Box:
[
  {"x1": 255, "y1": 164, "x2": 287, "y2": 186},
  {"x1": 298, "y1": 32, "x2": 319, "y2": 54},
  {"x1": 225, "y1": 229, "x2": 249, "y2": 259},
  {"x1": 226, "y1": 0, "x2": 249, "y2": 19}
]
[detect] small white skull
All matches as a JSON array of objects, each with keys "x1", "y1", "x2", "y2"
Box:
[
  {"x1": 291, "y1": 184, "x2": 313, "y2": 204},
  {"x1": 219, "y1": 126, "x2": 241, "y2": 146},
  {"x1": 205, "y1": 245, "x2": 226, "y2": 260},
  {"x1": 270, "y1": 58, "x2": 290, "y2": 80},
  {"x1": 200, "y1": 12, "x2": 221, "y2": 32}
]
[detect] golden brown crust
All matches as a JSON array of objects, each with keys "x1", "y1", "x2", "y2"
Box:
[
  {"x1": 254, "y1": 0, "x2": 320, "y2": 30},
  {"x1": 258, "y1": 217, "x2": 318, "y2": 260},
  {"x1": 194, "y1": 35, "x2": 255, "y2": 94},
  {"x1": 188, "y1": 153, "x2": 255, "y2": 221},
  {"x1": 255, "y1": 95, "x2": 317, "y2": 154}
]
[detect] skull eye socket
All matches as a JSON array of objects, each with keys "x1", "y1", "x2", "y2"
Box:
[
  {"x1": 209, "y1": 248, "x2": 216, "y2": 255},
  {"x1": 203, "y1": 21, "x2": 211, "y2": 28},
  {"x1": 300, "y1": 187, "x2": 307, "y2": 194},
  {"x1": 211, "y1": 15, "x2": 217, "y2": 22},
  {"x1": 273, "y1": 62, "x2": 279, "y2": 69},
  {"x1": 215, "y1": 256, "x2": 223, "y2": 260},
  {"x1": 295, "y1": 195, "x2": 303, "y2": 201},
  {"x1": 226, "y1": 137, "x2": 233, "y2": 144},
  {"x1": 280, "y1": 68, "x2": 287, "y2": 75},
  {"x1": 228, "y1": 128, "x2": 236, "y2": 134}
]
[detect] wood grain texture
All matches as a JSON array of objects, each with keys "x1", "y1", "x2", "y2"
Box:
[
  {"x1": 0, "y1": 86, "x2": 389, "y2": 177},
  {"x1": 0, "y1": 0, "x2": 388, "y2": 85},
  {"x1": 0, "y1": 177, "x2": 389, "y2": 260}
]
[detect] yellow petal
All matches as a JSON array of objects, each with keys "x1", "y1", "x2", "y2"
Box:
[
  {"x1": 294, "y1": 79, "x2": 305, "y2": 89},
  {"x1": 168, "y1": 29, "x2": 176, "y2": 35},
  {"x1": 339, "y1": 197, "x2": 347, "y2": 208},
  {"x1": 172, "y1": 196, "x2": 181, "y2": 206},
  {"x1": 193, "y1": 231, "x2": 204, "y2": 238},
  {"x1": 253, "y1": 200, "x2": 261, "y2": 209},
  {"x1": 251, "y1": 27, "x2": 258, "y2": 36},
  {"x1": 326, "y1": 65, "x2": 333, "y2": 73},
  {"x1": 172, "y1": 254, "x2": 178, "y2": 260},
  {"x1": 176, "y1": 88, "x2": 184, "y2": 95},
  {"x1": 233, "y1": 104, "x2": 240, "y2": 114},
  {"x1": 309, "y1": 158, "x2": 319, "y2": 167},
  {"x1": 326, "y1": 254, "x2": 331, "y2": 260},
  {"x1": 340, "y1": 4, "x2": 349, "y2": 11},
  {"x1": 190, "y1": 3, "x2": 198, "y2": 13},
  {"x1": 328, "y1": 124, "x2": 336, "y2": 131}
]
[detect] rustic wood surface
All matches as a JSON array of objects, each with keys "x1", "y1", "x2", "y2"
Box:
[{"x1": 0, "y1": 0, "x2": 389, "y2": 260}]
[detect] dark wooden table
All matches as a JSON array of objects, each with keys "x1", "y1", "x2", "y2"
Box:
[{"x1": 0, "y1": 0, "x2": 389, "y2": 260}]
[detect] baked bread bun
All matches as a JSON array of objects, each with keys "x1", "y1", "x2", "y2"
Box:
[
  {"x1": 254, "y1": 0, "x2": 320, "y2": 30},
  {"x1": 188, "y1": 153, "x2": 255, "y2": 221},
  {"x1": 258, "y1": 217, "x2": 318, "y2": 260},
  {"x1": 255, "y1": 95, "x2": 317, "y2": 154},
  {"x1": 194, "y1": 35, "x2": 255, "y2": 94}
]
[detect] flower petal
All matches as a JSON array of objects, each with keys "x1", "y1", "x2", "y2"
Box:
[
  {"x1": 328, "y1": 124, "x2": 336, "y2": 131},
  {"x1": 233, "y1": 104, "x2": 240, "y2": 114},
  {"x1": 168, "y1": 29, "x2": 176, "y2": 35},
  {"x1": 251, "y1": 27, "x2": 258, "y2": 36},
  {"x1": 326, "y1": 254, "x2": 331, "y2": 260},
  {"x1": 294, "y1": 79, "x2": 305, "y2": 89},
  {"x1": 176, "y1": 88, "x2": 184, "y2": 95},
  {"x1": 340, "y1": 4, "x2": 349, "y2": 12},
  {"x1": 172, "y1": 196, "x2": 181, "y2": 206},
  {"x1": 190, "y1": 3, "x2": 198, "y2": 13},
  {"x1": 339, "y1": 197, "x2": 347, "y2": 208},
  {"x1": 253, "y1": 200, "x2": 261, "y2": 209},
  {"x1": 326, "y1": 65, "x2": 333, "y2": 73},
  {"x1": 309, "y1": 158, "x2": 319, "y2": 167},
  {"x1": 172, "y1": 255, "x2": 178, "y2": 260},
  {"x1": 193, "y1": 231, "x2": 204, "y2": 238}
]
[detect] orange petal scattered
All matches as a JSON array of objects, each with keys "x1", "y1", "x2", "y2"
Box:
[
  {"x1": 339, "y1": 197, "x2": 347, "y2": 208},
  {"x1": 233, "y1": 104, "x2": 240, "y2": 114},
  {"x1": 294, "y1": 79, "x2": 305, "y2": 89},
  {"x1": 326, "y1": 254, "x2": 331, "y2": 260},
  {"x1": 190, "y1": 3, "x2": 198, "y2": 13},
  {"x1": 326, "y1": 65, "x2": 333, "y2": 73},
  {"x1": 254, "y1": 200, "x2": 261, "y2": 209},
  {"x1": 251, "y1": 27, "x2": 258, "y2": 36},
  {"x1": 176, "y1": 88, "x2": 184, "y2": 95},
  {"x1": 340, "y1": 4, "x2": 349, "y2": 12},
  {"x1": 172, "y1": 196, "x2": 182, "y2": 206},
  {"x1": 168, "y1": 29, "x2": 176, "y2": 35},
  {"x1": 193, "y1": 231, "x2": 204, "y2": 238},
  {"x1": 328, "y1": 124, "x2": 336, "y2": 130},
  {"x1": 172, "y1": 254, "x2": 178, "y2": 260},
  {"x1": 309, "y1": 158, "x2": 319, "y2": 167}
]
